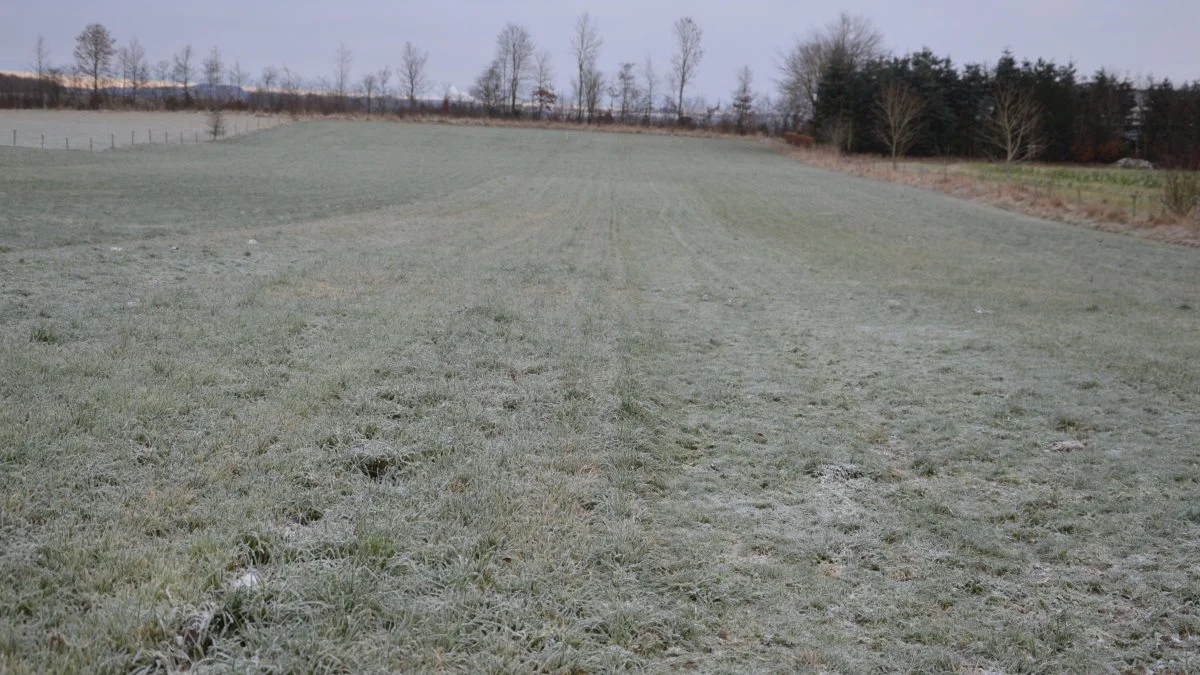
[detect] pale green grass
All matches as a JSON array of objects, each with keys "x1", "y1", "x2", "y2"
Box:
[
  {"x1": 964, "y1": 162, "x2": 1194, "y2": 218},
  {"x1": 1, "y1": 122, "x2": 1199, "y2": 672},
  {"x1": 0, "y1": 110, "x2": 278, "y2": 151}
]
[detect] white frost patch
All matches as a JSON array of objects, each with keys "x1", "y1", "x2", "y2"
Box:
[{"x1": 230, "y1": 570, "x2": 261, "y2": 590}]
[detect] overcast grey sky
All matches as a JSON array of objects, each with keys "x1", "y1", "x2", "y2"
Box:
[{"x1": 4, "y1": 0, "x2": 1197, "y2": 100}]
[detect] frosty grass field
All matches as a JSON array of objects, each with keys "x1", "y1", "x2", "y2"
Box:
[{"x1": 1, "y1": 120, "x2": 1198, "y2": 672}]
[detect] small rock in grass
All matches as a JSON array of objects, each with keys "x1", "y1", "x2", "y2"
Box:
[
  {"x1": 753, "y1": 432, "x2": 768, "y2": 444},
  {"x1": 1050, "y1": 440, "x2": 1087, "y2": 452},
  {"x1": 1111, "y1": 157, "x2": 1156, "y2": 170},
  {"x1": 247, "y1": 238, "x2": 259, "y2": 245}
]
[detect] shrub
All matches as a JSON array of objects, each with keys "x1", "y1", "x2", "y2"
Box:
[
  {"x1": 782, "y1": 132, "x2": 815, "y2": 148},
  {"x1": 1162, "y1": 171, "x2": 1200, "y2": 218},
  {"x1": 29, "y1": 324, "x2": 62, "y2": 344},
  {"x1": 207, "y1": 108, "x2": 225, "y2": 141}
]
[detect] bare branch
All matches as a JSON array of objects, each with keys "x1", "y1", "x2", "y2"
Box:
[
  {"x1": 571, "y1": 13, "x2": 602, "y2": 122},
  {"x1": 496, "y1": 25, "x2": 534, "y2": 114},
  {"x1": 982, "y1": 82, "x2": 1043, "y2": 163},
  {"x1": 173, "y1": 45, "x2": 195, "y2": 104},
  {"x1": 333, "y1": 42, "x2": 353, "y2": 109},
  {"x1": 778, "y1": 12, "x2": 882, "y2": 128},
  {"x1": 875, "y1": 80, "x2": 924, "y2": 167},
  {"x1": 400, "y1": 42, "x2": 430, "y2": 107},
  {"x1": 671, "y1": 17, "x2": 703, "y2": 123},
  {"x1": 74, "y1": 23, "x2": 116, "y2": 106}
]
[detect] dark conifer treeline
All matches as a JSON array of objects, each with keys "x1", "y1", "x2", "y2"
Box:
[{"x1": 813, "y1": 50, "x2": 1200, "y2": 168}]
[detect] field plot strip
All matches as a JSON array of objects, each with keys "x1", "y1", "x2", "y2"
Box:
[
  {"x1": 1, "y1": 122, "x2": 1199, "y2": 672},
  {"x1": 0, "y1": 110, "x2": 282, "y2": 151}
]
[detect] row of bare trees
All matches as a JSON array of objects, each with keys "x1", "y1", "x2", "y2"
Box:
[
  {"x1": 8, "y1": 23, "x2": 437, "y2": 115},
  {"x1": 7, "y1": 15, "x2": 1195, "y2": 165},
  {"x1": 16, "y1": 17, "x2": 743, "y2": 128},
  {"x1": 469, "y1": 14, "x2": 711, "y2": 125},
  {"x1": 8, "y1": 18, "x2": 778, "y2": 135}
]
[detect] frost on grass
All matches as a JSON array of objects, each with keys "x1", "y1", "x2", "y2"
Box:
[{"x1": 1, "y1": 122, "x2": 1198, "y2": 672}]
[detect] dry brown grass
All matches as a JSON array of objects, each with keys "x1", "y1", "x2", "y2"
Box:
[
  {"x1": 772, "y1": 141, "x2": 1200, "y2": 247},
  {"x1": 292, "y1": 110, "x2": 760, "y2": 141}
]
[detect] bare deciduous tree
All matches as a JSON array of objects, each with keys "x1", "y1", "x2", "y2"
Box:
[
  {"x1": 400, "y1": 42, "x2": 430, "y2": 107},
  {"x1": 376, "y1": 66, "x2": 393, "y2": 113},
  {"x1": 671, "y1": 17, "x2": 703, "y2": 124},
  {"x1": 471, "y1": 59, "x2": 504, "y2": 114},
  {"x1": 778, "y1": 12, "x2": 882, "y2": 128},
  {"x1": 118, "y1": 38, "x2": 149, "y2": 104},
  {"x1": 361, "y1": 73, "x2": 379, "y2": 114},
  {"x1": 875, "y1": 80, "x2": 924, "y2": 167},
  {"x1": 496, "y1": 25, "x2": 534, "y2": 114},
  {"x1": 583, "y1": 67, "x2": 605, "y2": 122},
  {"x1": 279, "y1": 64, "x2": 299, "y2": 100},
  {"x1": 74, "y1": 23, "x2": 116, "y2": 107},
  {"x1": 32, "y1": 36, "x2": 51, "y2": 81},
  {"x1": 173, "y1": 45, "x2": 195, "y2": 105},
  {"x1": 32, "y1": 36, "x2": 52, "y2": 108},
  {"x1": 571, "y1": 13, "x2": 602, "y2": 123},
  {"x1": 731, "y1": 65, "x2": 754, "y2": 134},
  {"x1": 825, "y1": 114, "x2": 854, "y2": 153},
  {"x1": 152, "y1": 59, "x2": 169, "y2": 103},
  {"x1": 260, "y1": 65, "x2": 278, "y2": 109},
  {"x1": 983, "y1": 82, "x2": 1042, "y2": 164},
  {"x1": 641, "y1": 57, "x2": 658, "y2": 123},
  {"x1": 615, "y1": 62, "x2": 639, "y2": 123},
  {"x1": 227, "y1": 60, "x2": 249, "y2": 96},
  {"x1": 203, "y1": 47, "x2": 223, "y2": 101},
  {"x1": 533, "y1": 50, "x2": 555, "y2": 117},
  {"x1": 333, "y1": 42, "x2": 353, "y2": 110}
]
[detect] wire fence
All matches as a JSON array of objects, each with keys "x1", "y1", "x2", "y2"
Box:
[{"x1": 5, "y1": 115, "x2": 287, "y2": 152}]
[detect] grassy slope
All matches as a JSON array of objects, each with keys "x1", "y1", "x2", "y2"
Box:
[{"x1": 1, "y1": 122, "x2": 1198, "y2": 672}]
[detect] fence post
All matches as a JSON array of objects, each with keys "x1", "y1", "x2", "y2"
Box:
[
  {"x1": 11, "y1": 129, "x2": 14, "y2": 146},
  {"x1": 41, "y1": 134, "x2": 44, "y2": 149},
  {"x1": 89, "y1": 137, "x2": 93, "y2": 152},
  {"x1": 195, "y1": 132, "x2": 198, "y2": 144},
  {"x1": 131, "y1": 130, "x2": 135, "y2": 146},
  {"x1": 1132, "y1": 193, "x2": 1138, "y2": 221},
  {"x1": 66, "y1": 138, "x2": 69, "y2": 150},
  {"x1": 179, "y1": 132, "x2": 183, "y2": 144},
  {"x1": 149, "y1": 129, "x2": 152, "y2": 144},
  {"x1": 111, "y1": 134, "x2": 115, "y2": 150}
]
